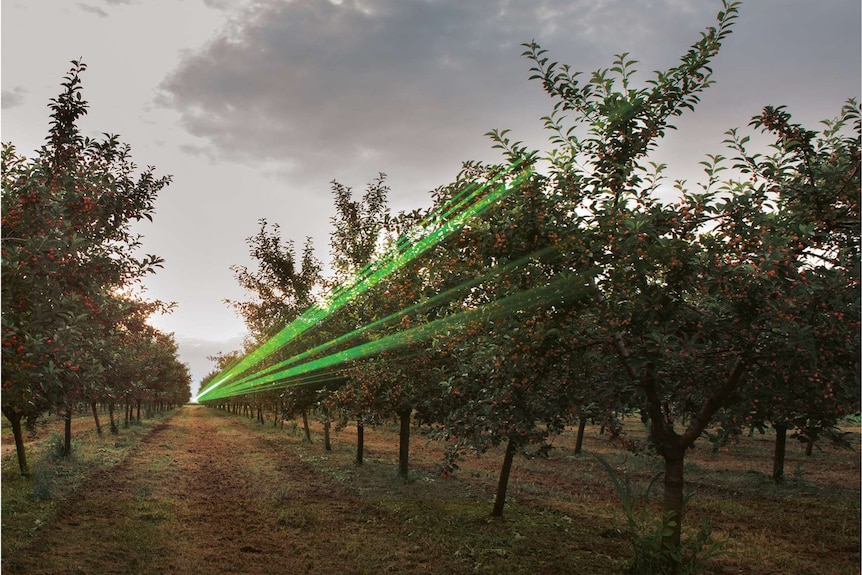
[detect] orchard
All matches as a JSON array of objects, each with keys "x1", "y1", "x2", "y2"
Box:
[
  {"x1": 3, "y1": 1, "x2": 858, "y2": 574},
  {"x1": 198, "y1": 2, "x2": 858, "y2": 571}
]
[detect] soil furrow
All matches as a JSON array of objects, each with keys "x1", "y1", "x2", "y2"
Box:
[{"x1": 2, "y1": 405, "x2": 455, "y2": 575}]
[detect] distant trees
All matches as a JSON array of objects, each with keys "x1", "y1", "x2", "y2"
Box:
[
  {"x1": 326, "y1": 175, "x2": 391, "y2": 463},
  {"x1": 228, "y1": 219, "x2": 321, "y2": 340},
  {"x1": 225, "y1": 218, "x2": 324, "y2": 435},
  {"x1": 1, "y1": 61, "x2": 191, "y2": 475}
]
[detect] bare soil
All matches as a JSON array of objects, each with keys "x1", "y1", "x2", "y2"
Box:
[
  {"x1": 2, "y1": 406, "x2": 859, "y2": 575},
  {"x1": 2, "y1": 406, "x2": 459, "y2": 575}
]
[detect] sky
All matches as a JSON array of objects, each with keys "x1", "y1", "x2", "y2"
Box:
[{"x1": 2, "y1": 0, "x2": 860, "y2": 396}]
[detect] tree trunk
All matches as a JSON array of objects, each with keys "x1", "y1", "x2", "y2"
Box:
[
  {"x1": 356, "y1": 421, "x2": 364, "y2": 466},
  {"x1": 324, "y1": 419, "x2": 332, "y2": 451},
  {"x1": 91, "y1": 401, "x2": 103, "y2": 437},
  {"x1": 398, "y1": 408, "x2": 411, "y2": 480},
  {"x1": 123, "y1": 403, "x2": 130, "y2": 428},
  {"x1": 661, "y1": 447, "x2": 686, "y2": 553},
  {"x1": 63, "y1": 407, "x2": 73, "y2": 457},
  {"x1": 301, "y1": 410, "x2": 312, "y2": 443},
  {"x1": 2, "y1": 406, "x2": 30, "y2": 476},
  {"x1": 612, "y1": 336, "x2": 747, "y2": 567},
  {"x1": 805, "y1": 434, "x2": 815, "y2": 456},
  {"x1": 492, "y1": 438, "x2": 518, "y2": 518},
  {"x1": 136, "y1": 399, "x2": 141, "y2": 422},
  {"x1": 574, "y1": 417, "x2": 587, "y2": 454},
  {"x1": 108, "y1": 401, "x2": 118, "y2": 434},
  {"x1": 772, "y1": 423, "x2": 788, "y2": 483}
]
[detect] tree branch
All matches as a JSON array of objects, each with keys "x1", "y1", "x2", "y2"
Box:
[
  {"x1": 613, "y1": 332, "x2": 668, "y2": 442},
  {"x1": 681, "y1": 357, "x2": 747, "y2": 448}
]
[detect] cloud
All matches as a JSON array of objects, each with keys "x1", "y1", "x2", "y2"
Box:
[
  {"x1": 174, "y1": 334, "x2": 247, "y2": 392},
  {"x1": 202, "y1": 0, "x2": 234, "y2": 9},
  {"x1": 1, "y1": 87, "x2": 27, "y2": 109},
  {"x1": 77, "y1": 0, "x2": 142, "y2": 18},
  {"x1": 156, "y1": 0, "x2": 859, "y2": 209},
  {"x1": 76, "y1": 3, "x2": 110, "y2": 17},
  {"x1": 157, "y1": 0, "x2": 715, "y2": 194}
]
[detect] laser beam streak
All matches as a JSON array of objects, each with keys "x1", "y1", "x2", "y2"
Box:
[
  {"x1": 197, "y1": 164, "x2": 529, "y2": 401},
  {"x1": 198, "y1": 268, "x2": 595, "y2": 400},
  {"x1": 203, "y1": 242, "x2": 564, "y2": 398}
]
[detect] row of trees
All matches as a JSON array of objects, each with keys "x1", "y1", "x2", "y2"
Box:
[
  {"x1": 2, "y1": 61, "x2": 192, "y2": 476},
  {"x1": 200, "y1": 1, "x2": 858, "y2": 568}
]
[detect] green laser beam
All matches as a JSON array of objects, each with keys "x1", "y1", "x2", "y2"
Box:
[
  {"x1": 199, "y1": 168, "x2": 521, "y2": 398},
  {"x1": 197, "y1": 163, "x2": 529, "y2": 401},
  {"x1": 208, "y1": 242, "x2": 564, "y2": 398},
  {"x1": 199, "y1": 267, "x2": 595, "y2": 400}
]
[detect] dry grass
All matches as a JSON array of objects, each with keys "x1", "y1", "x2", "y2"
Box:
[
  {"x1": 2, "y1": 406, "x2": 859, "y2": 574},
  {"x1": 282, "y1": 413, "x2": 861, "y2": 575}
]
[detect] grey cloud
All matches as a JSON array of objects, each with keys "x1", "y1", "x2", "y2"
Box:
[
  {"x1": 202, "y1": 0, "x2": 233, "y2": 9},
  {"x1": 77, "y1": 3, "x2": 110, "y2": 17},
  {"x1": 78, "y1": 0, "x2": 141, "y2": 18},
  {"x1": 157, "y1": 0, "x2": 859, "y2": 199},
  {"x1": 2, "y1": 87, "x2": 26, "y2": 109},
  {"x1": 177, "y1": 142, "x2": 211, "y2": 158},
  {"x1": 158, "y1": 0, "x2": 716, "y2": 193}
]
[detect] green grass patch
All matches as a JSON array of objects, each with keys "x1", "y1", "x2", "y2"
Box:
[{"x1": 1, "y1": 410, "x2": 175, "y2": 558}]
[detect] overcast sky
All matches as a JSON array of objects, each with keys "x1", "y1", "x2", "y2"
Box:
[{"x1": 2, "y1": 0, "x2": 860, "y2": 394}]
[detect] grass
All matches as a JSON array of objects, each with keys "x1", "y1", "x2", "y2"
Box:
[
  {"x1": 0, "y1": 409, "x2": 174, "y2": 559},
  {"x1": 3, "y1": 407, "x2": 858, "y2": 574},
  {"x1": 231, "y1": 411, "x2": 860, "y2": 575}
]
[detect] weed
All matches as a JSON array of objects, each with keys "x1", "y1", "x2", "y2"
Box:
[
  {"x1": 29, "y1": 466, "x2": 54, "y2": 501},
  {"x1": 594, "y1": 453, "x2": 726, "y2": 575},
  {"x1": 791, "y1": 462, "x2": 806, "y2": 482},
  {"x1": 44, "y1": 431, "x2": 73, "y2": 461},
  {"x1": 136, "y1": 483, "x2": 155, "y2": 498},
  {"x1": 29, "y1": 432, "x2": 77, "y2": 500},
  {"x1": 285, "y1": 420, "x2": 299, "y2": 436}
]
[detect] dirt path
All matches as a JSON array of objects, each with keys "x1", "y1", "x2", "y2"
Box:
[{"x1": 2, "y1": 405, "x2": 457, "y2": 575}]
